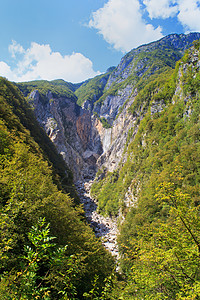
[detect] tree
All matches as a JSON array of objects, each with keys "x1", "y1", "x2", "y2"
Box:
[
  {"x1": 1, "y1": 218, "x2": 81, "y2": 300},
  {"x1": 122, "y1": 179, "x2": 200, "y2": 299}
]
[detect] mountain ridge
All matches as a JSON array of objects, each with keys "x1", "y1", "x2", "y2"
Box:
[
  {"x1": 2, "y1": 32, "x2": 200, "y2": 298},
  {"x1": 15, "y1": 32, "x2": 200, "y2": 182},
  {"x1": 0, "y1": 76, "x2": 115, "y2": 299}
]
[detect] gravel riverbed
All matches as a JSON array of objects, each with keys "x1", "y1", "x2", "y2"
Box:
[{"x1": 75, "y1": 180, "x2": 119, "y2": 259}]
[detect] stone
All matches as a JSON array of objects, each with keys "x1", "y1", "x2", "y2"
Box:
[
  {"x1": 30, "y1": 91, "x2": 103, "y2": 181},
  {"x1": 75, "y1": 180, "x2": 119, "y2": 259}
]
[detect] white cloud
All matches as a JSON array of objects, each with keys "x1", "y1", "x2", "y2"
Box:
[
  {"x1": 89, "y1": 0, "x2": 163, "y2": 53},
  {"x1": 8, "y1": 40, "x2": 25, "y2": 58},
  {"x1": 177, "y1": 0, "x2": 200, "y2": 31},
  {"x1": 143, "y1": 0, "x2": 200, "y2": 31},
  {"x1": 0, "y1": 41, "x2": 100, "y2": 83},
  {"x1": 0, "y1": 61, "x2": 13, "y2": 78},
  {"x1": 89, "y1": 0, "x2": 200, "y2": 53},
  {"x1": 143, "y1": 0, "x2": 178, "y2": 19}
]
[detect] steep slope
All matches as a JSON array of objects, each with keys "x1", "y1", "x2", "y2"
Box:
[
  {"x1": 90, "y1": 33, "x2": 200, "y2": 180},
  {"x1": 17, "y1": 80, "x2": 103, "y2": 181},
  {"x1": 75, "y1": 67, "x2": 115, "y2": 109},
  {"x1": 92, "y1": 40, "x2": 200, "y2": 298},
  {"x1": 7, "y1": 32, "x2": 200, "y2": 298},
  {"x1": 2, "y1": 78, "x2": 77, "y2": 197},
  {"x1": 16, "y1": 33, "x2": 200, "y2": 184},
  {"x1": 0, "y1": 77, "x2": 114, "y2": 299},
  {"x1": 93, "y1": 32, "x2": 200, "y2": 124}
]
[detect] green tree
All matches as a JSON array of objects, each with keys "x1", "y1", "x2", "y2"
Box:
[
  {"x1": 121, "y1": 178, "x2": 200, "y2": 299},
  {"x1": 1, "y1": 217, "x2": 81, "y2": 300}
]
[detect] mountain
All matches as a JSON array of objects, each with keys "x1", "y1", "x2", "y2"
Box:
[
  {"x1": 79, "y1": 32, "x2": 200, "y2": 124},
  {"x1": 16, "y1": 82, "x2": 103, "y2": 181},
  {"x1": 90, "y1": 32, "x2": 200, "y2": 213},
  {"x1": 9, "y1": 32, "x2": 200, "y2": 298},
  {"x1": 0, "y1": 77, "x2": 114, "y2": 299},
  {"x1": 75, "y1": 68, "x2": 114, "y2": 108},
  {"x1": 92, "y1": 37, "x2": 200, "y2": 298},
  {"x1": 16, "y1": 33, "x2": 200, "y2": 182}
]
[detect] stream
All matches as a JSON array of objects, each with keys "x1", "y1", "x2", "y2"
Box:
[{"x1": 75, "y1": 180, "x2": 119, "y2": 259}]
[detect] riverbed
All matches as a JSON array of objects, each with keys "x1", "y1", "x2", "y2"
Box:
[{"x1": 75, "y1": 180, "x2": 119, "y2": 259}]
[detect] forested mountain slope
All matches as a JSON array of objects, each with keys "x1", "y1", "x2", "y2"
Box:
[
  {"x1": 81, "y1": 32, "x2": 200, "y2": 125},
  {"x1": 0, "y1": 77, "x2": 115, "y2": 299},
  {"x1": 91, "y1": 39, "x2": 200, "y2": 298},
  {"x1": 5, "y1": 32, "x2": 200, "y2": 299},
  {"x1": 16, "y1": 33, "x2": 200, "y2": 183}
]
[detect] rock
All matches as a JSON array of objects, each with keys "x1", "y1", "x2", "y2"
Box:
[
  {"x1": 75, "y1": 180, "x2": 119, "y2": 259},
  {"x1": 29, "y1": 91, "x2": 103, "y2": 181}
]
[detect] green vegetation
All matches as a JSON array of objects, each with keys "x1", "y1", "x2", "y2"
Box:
[
  {"x1": 91, "y1": 66, "x2": 178, "y2": 217},
  {"x1": 128, "y1": 67, "x2": 176, "y2": 116},
  {"x1": 2, "y1": 36, "x2": 200, "y2": 299},
  {"x1": 75, "y1": 71, "x2": 112, "y2": 107},
  {"x1": 1, "y1": 77, "x2": 76, "y2": 198},
  {"x1": 91, "y1": 44, "x2": 200, "y2": 298},
  {"x1": 0, "y1": 77, "x2": 115, "y2": 299},
  {"x1": 16, "y1": 79, "x2": 78, "y2": 103},
  {"x1": 95, "y1": 47, "x2": 182, "y2": 109},
  {"x1": 100, "y1": 117, "x2": 112, "y2": 129}
]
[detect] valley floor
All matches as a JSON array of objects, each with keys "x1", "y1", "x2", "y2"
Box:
[{"x1": 75, "y1": 180, "x2": 119, "y2": 259}]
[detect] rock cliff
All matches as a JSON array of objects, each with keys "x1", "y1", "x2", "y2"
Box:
[
  {"x1": 29, "y1": 89, "x2": 102, "y2": 181},
  {"x1": 92, "y1": 32, "x2": 200, "y2": 173},
  {"x1": 91, "y1": 32, "x2": 200, "y2": 126},
  {"x1": 16, "y1": 33, "x2": 200, "y2": 259},
  {"x1": 17, "y1": 32, "x2": 200, "y2": 183}
]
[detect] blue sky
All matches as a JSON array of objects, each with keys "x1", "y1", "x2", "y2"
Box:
[{"x1": 0, "y1": 0, "x2": 200, "y2": 83}]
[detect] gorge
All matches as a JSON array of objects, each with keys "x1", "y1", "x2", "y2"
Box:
[
  {"x1": 16, "y1": 33, "x2": 200, "y2": 249},
  {"x1": 1, "y1": 32, "x2": 200, "y2": 299}
]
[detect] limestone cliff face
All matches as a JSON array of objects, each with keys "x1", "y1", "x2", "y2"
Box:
[
  {"x1": 94, "y1": 85, "x2": 133, "y2": 124},
  {"x1": 29, "y1": 90, "x2": 102, "y2": 181},
  {"x1": 27, "y1": 86, "x2": 135, "y2": 181},
  {"x1": 20, "y1": 33, "x2": 200, "y2": 185},
  {"x1": 86, "y1": 33, "x2": 200, "y2": 174},
  {"x1": 90, "y1": 33, "x2": 200, "y2": 126},
  {"x1": 95, "y1": 89, "x2": 138, "y2": 173}
]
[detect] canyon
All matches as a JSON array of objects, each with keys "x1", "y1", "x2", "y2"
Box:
[
  {"x1": 18, "y1": 32, "x2": 200, "y2": 257},
  {"x1": 2, "y1": 31, "x2": 200, "y2": 299}
]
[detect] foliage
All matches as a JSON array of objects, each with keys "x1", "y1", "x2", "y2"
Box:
[
  {"x1": 16, "y1": 79, "x2": 78, "y2": 103},
  {"x1": 91, "y1": 43, "x2": 200, "y2": 298},
  {"x1": 1, "y1": 218, "x2": 81, "y2": 299},
  {"x1": 119, "y1": 178, "x2": 200, "y2": 299},
  {"x1": 100, "y1": 117, "x2": 112, "y2": 129},
  {"x1": 0, "y1": 77, "x2": 76, "y2": 198},
  {"x1": 0, "y1": 77, "x2": 115, "y2": 299},
  {"x1": 75, "y1": 72, "x2": 112, "y2": 107}
]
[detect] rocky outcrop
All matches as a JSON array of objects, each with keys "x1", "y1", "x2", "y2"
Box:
[
  {"x1": 91, "y1": 33, "x2": 200, "y2": 173},
  {"x1": 29, "y1": 90, "x2": 103, "y2": 181},
  {"x1": 20, "y1": 33, "x2": 200, "y2": 258},
  {"x1": 28, "y1": 84, "x2": 137, "y2": 181},
  {"x1": 92, "y1": 88, "x2": 137, "y2": 174},
  {"x1": 106, "y1": 32, "x2": 200, "y2": 90},
  {"x1": 89, "y1": 32, "x2": 200, "y2": 127},
  {"x1": 94, "y1": 85, "x2": 133, "y2": 124}
]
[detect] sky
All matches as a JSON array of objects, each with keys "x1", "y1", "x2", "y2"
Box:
[{"x1": 0, "y1": 0, "x2": 200, "y2": 83}]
